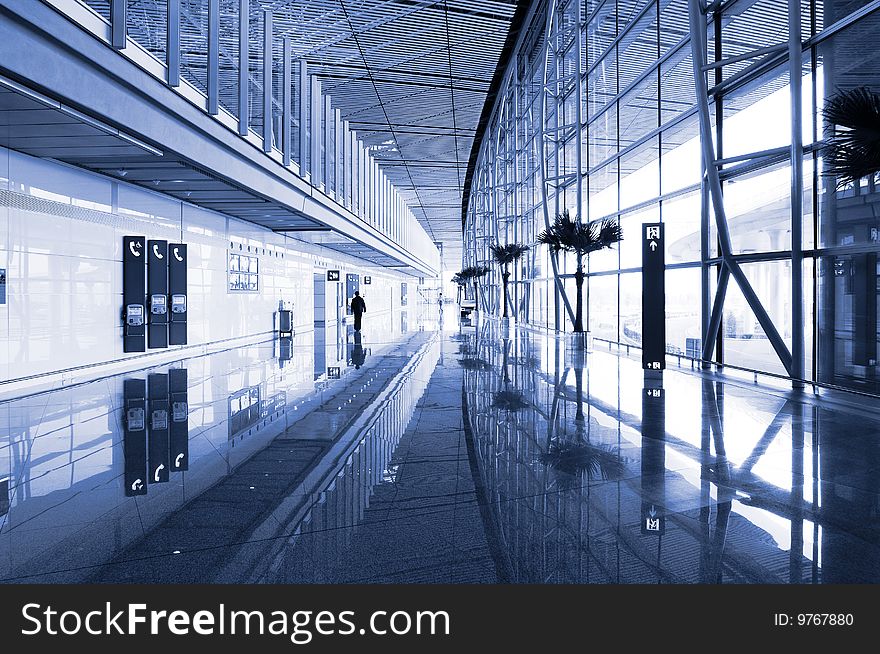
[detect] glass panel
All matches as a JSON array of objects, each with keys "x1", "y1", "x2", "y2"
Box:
[
  {"x1": 83, "y1": 1, "x2": 111, "y2": 20},
  {"x1": 586, "y1": 0, "x2": 617, "y2": 71},
  {"x1": 816, "y1": 9, "x2": 880, "y2": 248},
  {"x1": 725, "y1": 160, "x2": 793, "y2": 254},
  {"x1": 588, "y1": 160, "x2": 618, "y2": 220},
  {"x1": 618, "y1": 3, "x2": 658, "y2": 93},
  {"x1": 248, "y1": 7, "x2": 264, "y2": 136},
  {"x1": 662, "y1": 191, "x2": 701, "y2": 265},
  {"x1": 618, "y1": 74, "x2": 659, "y2": 150},
  {"x1": 619, "y1": 137, "x2": 659, "y2": 211},
  {"x1": 666, "y1": 266, "x2": 703, "y2": 356},
  {"x1": 218, "y1": 1, "x2": 239, "y2": 120},
  {"x1": 588, "y1": 273, "x2": 618, "y2": 340},
  {"x1": 587, "y1": 52, "x2": 617, "y2": 119},
  {"x1": 588, "y1": 103, "x2": 617, "y2": 168},
  {"x1": 722, "y1": 260, "x2": 797, "y2": 377},
  {"x1": 127, "y1": 0, "x2": 167, "y2": 63},
  {"x1": 659, "y1": 46, "x2": 695, "y2": 126},
  {"x1": 620, "y1": 204, "x2": 659, "y2": 269},
  {"x1": 818, "y1": 251, "x2": 880, "y2": 390},
  {"x1": 660, "y1": 113, "x2": 701, "y2": 195},
  {"x1": 180, "y1": 0, "x2": 208, "y2": 95}
]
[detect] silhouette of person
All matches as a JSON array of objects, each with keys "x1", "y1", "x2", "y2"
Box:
[
  {"x1": 351, "y1": 331, "x2": 366, "y2": 369},
  {"x1": 350, "y1": 290, "x2": 366, "y2": 331}
]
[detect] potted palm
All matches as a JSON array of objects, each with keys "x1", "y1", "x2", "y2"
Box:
[
  {"x1": 822, "y1": 86, "x2": 880, "y2": 188},
  {"x1": 537, "y1": 211, "x2": 622, "y2": 351},
  {"x1": 451, "y1": 272, "x2": 467, "y2": 305},
  {"x1": 489, "y1": 242, "x2": 529, "y2": 333},
  {"x1": 459, "y1": 264, "x2": 490, "y2": 319}
]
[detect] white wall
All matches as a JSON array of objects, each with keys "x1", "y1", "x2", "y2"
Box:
[{"x1": 0, "y1": 146, "x2": 416, "y2": 386}]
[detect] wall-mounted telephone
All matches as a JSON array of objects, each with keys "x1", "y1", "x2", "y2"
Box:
[
  {"x1": 172, "y1": 400, "x2": 188, "y2": 423},
  {"x1": 150, "y1": 294, "x2": 167, "y2": 315},
  {"x1": 171, "y1": 294, "x2": 187, "y2": 314},
  {"x1": 151, "y1": 408, "x2": 168, "y2": 431},
  {"x1": 126, "y1": 407, "x2": 145, "y2": 431},
  {"x1": 125, "y1": 304, "x2": 145, "y2": 327}
]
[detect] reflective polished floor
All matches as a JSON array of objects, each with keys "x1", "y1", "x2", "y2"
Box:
[{"x1": 1, "y1": 306, "x2": 878, "y2": 583}]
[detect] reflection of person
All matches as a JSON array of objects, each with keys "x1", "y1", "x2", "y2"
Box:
[
  {"x1": 438, "y1": 293, "x2": 443, "y2": 312},
  {"x1": 350, "y1": 290, "x2": 366, "y2": 331},
  {"x1": 351, "y1": 331, "x2": 366, "y2": 369}
]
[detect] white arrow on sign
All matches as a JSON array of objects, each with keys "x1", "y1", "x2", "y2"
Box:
[
  {"x1": 175, "y1": 453, "x2": 185, "y2": 468},
  {"x1": 129, "y1": 241, "x2": 141, "y2": 257},
  {"x1": 154, "y1": 463, "x2": 165, "y2": 481},
  {"x1": 649, "y1": 505, "x2": 657, "y2": 518},
  {"x1": 153, "y1": 244, "x2": 164, "y2": 259},
  {"x1": 131, "y1": 478, "x2": 143, "y2": 491},
  {"x1": 649, "y1": 240, "x2": 658, "y2": 251},
  {"x1": 173, "y1": 247, "x2": 183, "y2": 262}
]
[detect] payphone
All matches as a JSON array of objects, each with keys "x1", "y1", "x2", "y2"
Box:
[
  {"x1": 123, "y1": 236, "x2": 147, "y2": 352},
  {"x1": 147, "y1": 239, "x2": 169, "y2": 349},
  {"x1": 168, "y1": 243, "x2": 188, "y2": 345}
]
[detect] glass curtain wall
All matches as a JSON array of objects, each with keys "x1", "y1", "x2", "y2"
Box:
[{"x1": 465, "y1": 0, "x2": 880, "y2": 394}]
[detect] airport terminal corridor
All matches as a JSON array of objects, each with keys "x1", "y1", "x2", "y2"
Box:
[
  {"x1": 2, "y1": 309, "x2": 877, "y2": 584},
  {"x1": 0, "y1": 0, "x2": 879, "y2": 612}
]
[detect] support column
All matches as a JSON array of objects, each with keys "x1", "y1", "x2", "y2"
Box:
[
  {"x1": 238, "y1": 0, "x2": 249, "y2": 136},
  {"x1": 167, "y1": 0, "x2": 180, "y2": 87},
  {"x1": 789, "y1": 0, "x2": 805, "y2": 386},
  {"x1": 207, "y1": 0, "x2": 218, "y2": 113},
  {"x1": 262, "y1": 10, "x2": 273, "y2": 153}
]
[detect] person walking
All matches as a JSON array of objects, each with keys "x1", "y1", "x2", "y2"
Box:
[{"x1": 350, "y1": 290, "x2": 366, "y2": 331}]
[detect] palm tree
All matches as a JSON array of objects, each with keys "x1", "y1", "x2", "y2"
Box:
[
  {"x1": 822, "y1": 87, "x2": 880, "y2": 188},
  {"x1": 537, "y1": 211, "x2": 622, "y2": 333},
  {"x1": 459, "y1": 264, "x2": 490, "y2": 312},
  {"x1": 489, "y1": 243, "x2": 529, "y2": 319},
  {"x1": 451, "y1": 272, "x2": 467, "y2": 304}
]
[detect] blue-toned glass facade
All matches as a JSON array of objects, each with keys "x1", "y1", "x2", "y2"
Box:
[{"x1": 465, "y1": 0, "x2": 880, "y2": 393}]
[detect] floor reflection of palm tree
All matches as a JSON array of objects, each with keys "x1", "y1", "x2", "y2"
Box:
[
  {"x1": 543, "y1": 360, "x2": 625, "y2": 487},
  {"x1": 493, "y1": 338, "x2": 529, "y2": 412}
]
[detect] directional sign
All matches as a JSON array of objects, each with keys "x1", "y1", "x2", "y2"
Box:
[
  {"x1": 642, "y1": 223, "x2": 666, "y2": 371},
  {"x1": 327, "y1": 269, "x2": 340, "y2": 282}
]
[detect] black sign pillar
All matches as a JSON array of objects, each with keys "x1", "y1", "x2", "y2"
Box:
[
  {"x1": 148, "y1": 373, "x2": 170, "y2": 484},
  {"x1": 169, "y1": 368, "x2": 189, "y2": 471},
  {"x1": 640, "y1": 384, "x2": 666, "y2": 535},
  {"x1": 123, "y1": 378, "x2": 148, "y2": 496},
  {"x1": 147, "y1": 240, "x2": 169, "y2": 348},
  {"x1": 642, "y1": 223, "x2": 666, "y2": 371},
  {"x1": 168, "y1": 243, "x2": 188, "y2": 345},
  {"x1": 122, "y1": 236, "x2": 146, "y2": 353}
]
